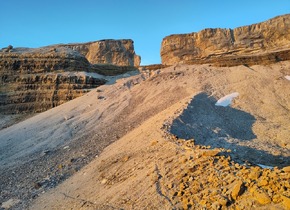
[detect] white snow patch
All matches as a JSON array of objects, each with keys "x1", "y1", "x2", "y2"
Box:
[
  {"x1": 215, "y1": 92, "x2": 239, "y2": 107},
  {"x1": 257, "y1": 164, "x2": 274, "y2": 169},
  {"x1": 285, "y1": 75, "x2": 290, "y2": 81}
]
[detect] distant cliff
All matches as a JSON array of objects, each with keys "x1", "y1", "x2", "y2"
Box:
[
  {"x1": 161, "y1": 14, "x2": 290, "y2": 66},
  {"x1": 55, "y1": 39, "x2": 141, "y2": 67},
  {"x1": 0, "y1": 39, "x2": 140, "y2": 114}
]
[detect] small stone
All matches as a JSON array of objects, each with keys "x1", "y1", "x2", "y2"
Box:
[
  {"x1": 249, "y1": 170, "x2": 261, "y2": 180},
  {"x1": 211, "y1": 201, "x2": 221, "y2": 210},
  {"x1": 272, "y1": 194, "x2": 282, "y2": 203},
  {"x1": 282, "y1": 166, "x2": 290, "y2": 173},
  {"x1": 101, "y1": 179, "x2": 107, "y2": 184},
  {"x1": 150, "y1": 140, "x2": 158, "y2": 146},
  {"x1": 218, "y1": 196, "x2": 228, "y2": 206},
  {"x1": 34, "y1": 182, "x2": 42, "y2": 189},
  {"x1": 1, "y1": 199, "x2": 20, "y2": 209},
  {"x1": 231, "y1": 180, "x2": 245, "y2": 200},
  {"x1": 282, "y1": 195, "x2": 290, "y2": 209},
  {"x1": 258, "y1": 179, "x2": 268, "y2": 187},
  {"x1": 122, "y1": 155, "x2": 130, "y2": 162},
  {"x1": 199, "y1": 200, "x2": 207, "y2": 206},
  {"x1": 254, "y1": 191, "x2": 271, "y2": 205},
  {"x1": 201, "y1": 149, "x2": 220, "y2": 157},
  {"x1": 167, "y1": 183, "x2": 174, "y2": 189}
]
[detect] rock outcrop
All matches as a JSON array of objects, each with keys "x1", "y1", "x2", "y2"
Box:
[
  {"x1": 54, "y1": 39, "x2": 141, "y2": 67},
  {"x1": 0, "y1": 39, "x2": 140, "y2": 114},
  {"x1": 161, "y1": 14, "x2": 290, "y2": 66}
]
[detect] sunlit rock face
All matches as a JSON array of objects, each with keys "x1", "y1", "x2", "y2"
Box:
[
  {"x1": 56, "y1": 39, "x2": 141, "y2": 67},
  {"x1": 161, "y1": 14, "x2": 290, "y2": 66}
]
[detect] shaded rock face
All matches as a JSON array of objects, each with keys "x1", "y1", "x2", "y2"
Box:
[
  {"x1": 161, "y1": 14, "x2": 290, "y2": 66},
  {"x1": 0, "y1": 73, "x2": 106, "y2": 114},
  {"x1": 55, "y1": 39, "x2": 141, "y2": 67},
  {"x1": 0, "y1": 39, "x2": 140, "y2": 114}
]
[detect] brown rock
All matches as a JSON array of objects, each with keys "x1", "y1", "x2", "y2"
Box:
[
  {"x1": 217, "y1": 196, "x2": 229, "y2": 206},
  {"x1": 161, "y1": 14, "x2": 290, "y2": 66},
  {"x1": 258, "y1": 179, "x2": 269, "y2": 187},
  {"x1": 199, "y1": 149, "x2": 220, "y2": 157},
  {"x1": 231, "y1": 180, "x2": 245, "y2": 200},
  {"x1": 254, "y1": 190, "x2": 272, "y2": 205},
  {"x1": 282, "y1": 195, "x2": 290, "y2": 209},
  {"x1": 282, "y1": 166, "x2": 290, "y2": 173},
  {"x1": 248, "y1": 169, "x2": 261, "y2": 180}
]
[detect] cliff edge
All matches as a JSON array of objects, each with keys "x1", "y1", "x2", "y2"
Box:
[{"x1": 161, "y1": 14, "x2": 290, "y2": 66}]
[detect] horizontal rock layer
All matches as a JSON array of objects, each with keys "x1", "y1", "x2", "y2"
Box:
[
  {"x1": 0, "y1": 72, "x2": 106, "y2": 114},
  {"x1": 161, "y1": 14, "x2": 290, "y2": 66}
]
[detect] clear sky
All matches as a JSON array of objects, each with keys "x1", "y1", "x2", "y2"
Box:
[{"x1": 0, "y1": 0, "x2": 289, "y2": 65}]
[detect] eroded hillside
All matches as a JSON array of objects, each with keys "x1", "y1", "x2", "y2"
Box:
[{"x1": 1, "y1": 61, "x2": 289, "y2": 209}]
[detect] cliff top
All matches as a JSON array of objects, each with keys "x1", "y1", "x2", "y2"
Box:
[{"x1": 163, "y1": 14, "x2": 290, "y2": 39}]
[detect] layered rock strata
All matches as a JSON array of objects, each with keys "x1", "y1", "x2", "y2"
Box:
[
  {"x1": 161, "y1": 14, "x2": 290, "y2": 66},
  {"x1": 0, "y1": 39, "x2": 140, "y2": 114},
  {"x1": 54, "y1": 39, "x2": 141, "y2": 67},
  {"x1": 0, "y1": 72, "x2": 106, "y2": 114}
]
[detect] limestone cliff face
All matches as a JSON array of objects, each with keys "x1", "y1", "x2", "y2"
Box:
[
  {"x1": 161, "y1": 14, "x2": 290, "y2": 66},
  {"x1": 0, "y1": 38, "x2": 142, "y2": 114},
  {"x1": 0, "y1": 47, "x2": 107, "y2": 114},
  {"x1": 0, "y1": 47, "x2": 91, "y2": 72},
  {"x1": 0, "y1": 73, "x2": 106, "y2": 114},
  {"x1": 55, "y1": 39, "x2": 141, "y2": 67}
]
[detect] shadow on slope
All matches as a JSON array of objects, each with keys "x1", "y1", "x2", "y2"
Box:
[{"x1": 170, "y1": 93, "x2": 289, "y2": 167}]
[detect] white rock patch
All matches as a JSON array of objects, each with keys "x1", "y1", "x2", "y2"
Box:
[{"x1": 215, "y1": 92, "x2": 239, "y2": 107}]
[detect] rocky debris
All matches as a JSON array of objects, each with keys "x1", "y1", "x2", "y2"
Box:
[
  {"x1": 159, "y1": 138, "x2": 290, "y2": 209},
  {"x1": 161, "y1": 14, "x2": 290, "y2": 66},
  {"x1": 53, "y1": 39, "x2": 141, "y2": 67}
]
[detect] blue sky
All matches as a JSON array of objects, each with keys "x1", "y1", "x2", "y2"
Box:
[{"x1": 0, "y1": 0, "x2": 289, "y2": 65}]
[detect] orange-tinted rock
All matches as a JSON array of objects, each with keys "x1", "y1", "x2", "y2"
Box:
[
  {"x1": 56, "y1": 39, "x2": 140, "y2": 67},
  {"x1": 161, "y1": 14, "x2": 290, "y2": 66},
  {"x1": 254, "y1": 191, "x2": 272, "y2": 205},
  {"x1": 231, "y1": 180, "x2": 245, "y2": 200}
]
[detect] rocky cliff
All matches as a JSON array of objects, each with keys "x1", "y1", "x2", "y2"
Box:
[
  {"x1": 161, "y1": 14, "x2": 290, "y2": 66},
  {"x1": 54, "y1": 39, "x2": 141, "y2": 67},
  {"x1": 0, "y1": 39, "x2": 140, "y2": 114}
]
